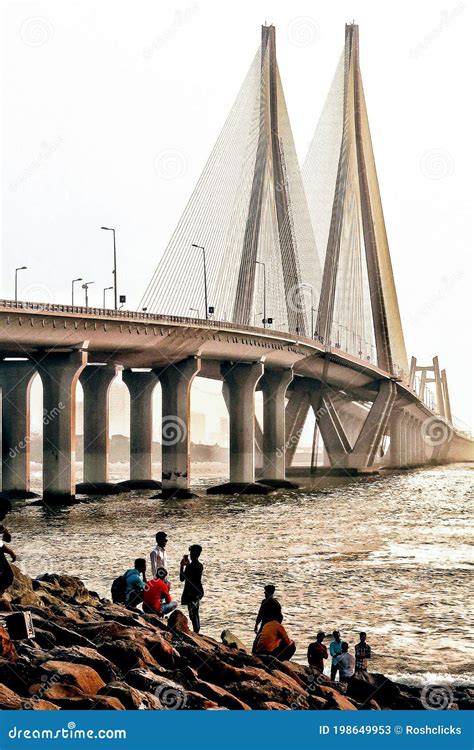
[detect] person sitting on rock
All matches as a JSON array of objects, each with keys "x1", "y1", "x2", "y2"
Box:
[
  {"x1": 150, "y1": 531, "x2": 169, "y2": 583},
  {"x1": 329, "y1": 630, "x2": 343, "y2": 681},
  {"x1": 307, "y1": 631, "x2": 328, "y2": 674},
  {"x1": 355, "y1": 631, "x2": 372, "y2": 672},
  {"x1": 254, "y1": 584, "x2": 281, "y2": 634},
  {"x1": 180, "y1": 544, "x2": 204, "y2": 633},
  {"x1": 0, "y1": 500, "x2": 16, "y2": 599},
  {"x1": 337, "y1": 641, "x2": 356, "y2": 686},
  {"x1": 253, "y1": 611, "x2": 296, "y2": 662},
  {"x1": 143, "y1": 575, "x2": 177, "y2": 617},
  {"x1": 123, "y1": 558, "x2": 147, "y2": 608}
]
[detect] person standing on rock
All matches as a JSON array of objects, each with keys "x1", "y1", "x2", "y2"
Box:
[
  {"x1": 329, "y1": 630, "x2": 343, "y2": 681},
  {"x1": 355, "y1": 631, "x2": 372, "y2": 672},
  {"x1": 337, "y1": 641, "x2": 356, "y2": 686},
  {"x1": 307, "y1": 631, "x2": 328, "y2": 674},
  {"x1": 180, "y1": 544, "x2": 204, "y2": 633},
  {"x1": 254, "y1": 584, "x2": 281, "y2": 634},
  {"x1": 150, "y1": 531, "x2": 169, "y2": 583}
]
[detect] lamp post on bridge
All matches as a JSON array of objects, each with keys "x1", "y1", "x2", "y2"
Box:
[
  {"x1": 101, "y1": 227, "x2": 118, "y2": 310},
  {"x1": 192, "y1": 244, "x2": 209, "y2": 321},
  {"x1": 15, "y1": 266, "x2": 27, "y2": 304},
  {"x1": 255, "y1": 260, "x2": 267, "y2": 328},
  {"x1": 71, "y1": 277, "x2": 83, "y2": 306},
  {"x1": 103, "y1": 286, "x2": 113, "y2": 309},
  {"x1": 82, "y1": 281, "x2": 94, "y2": 310},
  {"x1": 189, "y1": 307, "x2": 200, "y2": 318}
]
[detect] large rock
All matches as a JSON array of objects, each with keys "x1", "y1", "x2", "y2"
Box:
[
  {"x1": 34, "y1": 574, "x2": 100, "y2": 606},
  {"x1": 0, "y1": 626, "x2": 17, "y2": 662},
  {"x1": 48, "y1": 695, "x2": 125, "y2": 710},
  {"x1": 40, "y1": 661, "x2": 106, "y2": 695},
  {"x1": 98, "y1": 681, "x2": 162, "y2": 710},
  {"x1": 346, "y1": 672, "x2": 400, "y2": 708},
  {"x1": 0, "y1": 683, "x2": 23, "y2": 709},
  {"x1": 318, "y1": 686, "x2": 358, "y2": 711},
  {"x1": 167, "y1": 609, "x2": 191, "y2": 634},
  {"x1": 8, "y1": 566, "x2": 41, "y2": 607},
  {"x1": 98, "y1": 639, "x2": 159, "y2": 673},
  {"x1": 46, "y1": 646, "x2": 118, "y2": 682},
  {"x1": 221, "y1": 629, "x2": 248, "y2": 653}
]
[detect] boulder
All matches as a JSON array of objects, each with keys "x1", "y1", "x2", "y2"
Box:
[
  {"x1": 0, "y1": 626, "x2": 17, "y2": 662},
  {"x1": 0, "y1": 682, "x2": 22, "y2": 709},
  {"x1": 48, "y1": 695, "x2": 125, "y2": 710},
  {"x1": 318, "y1": 686, "x2": 357, "y2": 711},
  {"x1": 98, "y1": 681, "x2": 162, "y2": 710},
  {"x1": 39, "y1": 683, "x2": 84, "y2": 700},
  {"x1": 8, "y1": 566, "x2": 41, "y2": 607},
  {"x1": 34, "y1": 574, "x2": 99, "y2": 606},
  {"x1": 40, "y1": 661, "x2": 106, "y2": 695},
  {"x1": 98, "y1": 639, "x2": 158, "y2": 673},
  {"x1": 221, "y1": 629, "x2": 248, "y2": 652},
  {"x1": 190, "y1": 678, "x2": 251, "y2": 710},
  {"x1": 262, "y1": 701, "x2": 292, "y2": 710},
  {"x1": 46, "y1": 646, "x2": 118, "y2": 682},
  {"x1": 346, "y1": 672, "x2": 400, "y2": 708},
  {"x1": 167, "y1": 609, "x2": 191, "y2": 634},
  {"x1": 24, "y1": 699, "x2": 60, "y2": 710}
]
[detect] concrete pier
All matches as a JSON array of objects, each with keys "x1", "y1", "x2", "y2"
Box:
[
  {"x1": 260, "y1": 368, "x2": 294, "y2": 486},
  {"x1": 122, "y1": 369, "x2": 159, "y2": 484},
  {"x1": 34, "y1": 351, "x2": 87, "y2": 501},
  {"x1": 79, "y1": 364, "x2": 119, "y2": 491},
  {"x1": 208, "y1": 361, "x2": 265, "y2": 495},
  {"x1": 156, "y1": 357, "x2": 201, "y2": 498},
  {"x1": 0, "y1": 360, "x2": 37, "y2": 497}
]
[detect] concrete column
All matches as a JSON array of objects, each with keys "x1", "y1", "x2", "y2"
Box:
[
  {"x1": 388, "y1": 410, "x2": 403, "y2": 468},
  {"x1": 79, "y1": 364, "x2": 119, "y2": 490},
  {"x1": 407, "y1": 417, "x2": 418, "y2": 466},
  {"x1": 224, "y1": 362, "x2": 263, "y2": 484},
  {"x1": 260, "y1": 368, "x2": 294, "y2": 486},
  {"x1": 0, "y1": 360, "x2": 37, "y2": 497},
  {"x1": 156, "y1": 357, "x2": 201, "y2": 498},
  {"x1": 34, "y1": 351, "x2": 87, "y2": 501},
  {"x1": 122, "y1": 370, "x2": 159, "y2": 483}
]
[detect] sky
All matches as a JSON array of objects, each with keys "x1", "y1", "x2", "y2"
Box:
[{"x1": 1, "y1": 0, "x2": 472, "y2": 433}]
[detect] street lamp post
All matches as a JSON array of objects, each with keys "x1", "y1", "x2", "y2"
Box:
[
  {"x1": 189, "y1": 307, "x2": 200, "y2": 318},
  {"x1": 192, "y1": 244, "x2": 209, "y2": 320},
  {"x1": 103, "y1": 286, "x2": 113, "y2": 309},
  {"x1": 255, "y1": 260, "x2": 267, "y2": 328},
  {"x1": 82, "y1": 281, "x2": 94, "y2": 309},
  {"x1": 15, "y1": 266, "x2": 27, "y2": 304},
  {"x1": 101, "y1": 227, "x2": 117, "y2": 310},
  {"x1": 71, "y1": 277, "x2": 83, "y2": 306},
  {"x1": 300, "y1": 282, "x2": 314, "y2": 338}
]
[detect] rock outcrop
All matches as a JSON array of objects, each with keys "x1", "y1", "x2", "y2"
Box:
[{"x1": 0, "y1": 567, "x2": 471, "y2": 711}]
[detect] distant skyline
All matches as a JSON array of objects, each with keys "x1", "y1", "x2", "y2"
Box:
[{"x1": 2, "y1": 0, "x2": 472, "y2": 429}]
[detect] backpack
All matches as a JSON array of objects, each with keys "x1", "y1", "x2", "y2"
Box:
[{"x1": 111, "y1": 572, "x2": 131, "y2": 604}]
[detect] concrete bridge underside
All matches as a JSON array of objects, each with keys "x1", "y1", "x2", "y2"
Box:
[{"x1": 0, "y1": 305, "x2": 472, "y2": 500}]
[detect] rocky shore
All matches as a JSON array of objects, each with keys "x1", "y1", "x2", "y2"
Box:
[{"x1": 0, "y1": 567, "x2": 471, "y2": 711}]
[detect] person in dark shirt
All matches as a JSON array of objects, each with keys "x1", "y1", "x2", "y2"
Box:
[
  {"x1": 180, "y1": 544, "x2": 204, "y2": 633},
  {"x1": 307, "y1": 631, "x2": 328, "y2": 673},
  {"x1": 254, "y1": 584, "x2": 282, "y2": 634},
  {"x1": 355, "y1": 631, "x2": 372, "y2": 671}
]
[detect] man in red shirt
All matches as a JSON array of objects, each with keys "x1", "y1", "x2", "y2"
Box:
[
  {"x1": 143, "y1": 577, "x2": 177, "y2": 616},
  {"x1": 307, "y1": 631, "x2": 328, "y2": 673}
]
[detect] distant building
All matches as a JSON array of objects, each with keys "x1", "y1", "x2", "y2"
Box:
[{"x1": 191, "y1": 412, "x2": 206, "y2": 444}]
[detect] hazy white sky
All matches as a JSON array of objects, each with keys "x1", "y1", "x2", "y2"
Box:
[{"x1": 1, "y1": 0, "x2": 472, "y2": 430}]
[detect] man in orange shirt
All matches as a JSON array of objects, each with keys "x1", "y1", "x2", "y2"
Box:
[
  {"x1": 143, "y1": 576, "x2": 177, "y2": 616},
  {"x1": 253, "y1": 613, "x2": 296, "y2": 661}
]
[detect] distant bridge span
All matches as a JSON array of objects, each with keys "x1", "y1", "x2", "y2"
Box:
[{"x1": 0, "y1": 301, "x2": 471, "y2": 500}]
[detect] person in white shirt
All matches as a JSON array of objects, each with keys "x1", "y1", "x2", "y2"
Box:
[
  {"x1": 337, "y1": 641, "x2": 356, "y2": 684},
  {"x1": 150, "y1": 531, "x2": 169, "y2": 581}
]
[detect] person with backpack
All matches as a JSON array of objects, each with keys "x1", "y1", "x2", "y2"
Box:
[{"x1": 112, "y1": 558, "x2": 147, "y2": 608}]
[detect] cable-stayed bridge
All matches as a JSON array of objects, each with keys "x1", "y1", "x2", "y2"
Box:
[{"x1": 0, "y1": 24, "x2": 472, "y2": 501}]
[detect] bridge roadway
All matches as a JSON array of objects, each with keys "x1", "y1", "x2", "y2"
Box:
[{"x1": 0, "y1": 300, "x2": 471, "y2": 500}]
